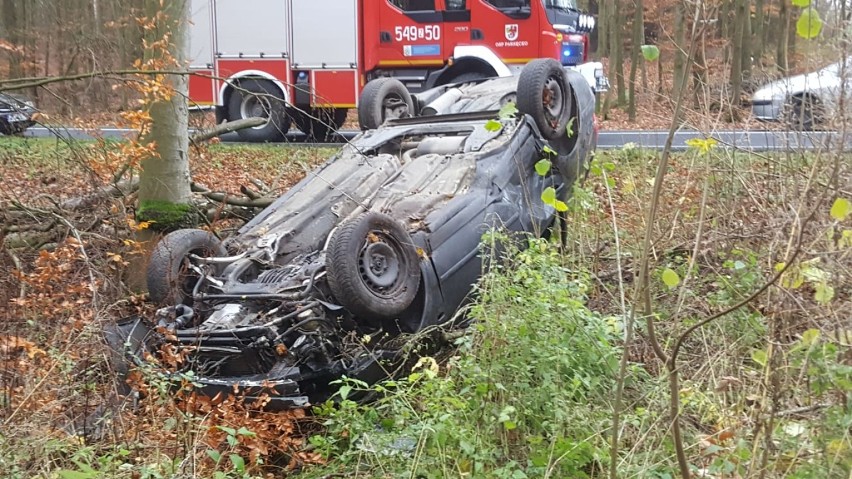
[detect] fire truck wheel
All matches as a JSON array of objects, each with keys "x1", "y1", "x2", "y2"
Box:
[
  {"x1": 358, "y1": 78, "x2": 414, "y2": 130},
  {"x1": 516, "y1": 58, "x2": 573, "y2": 141},
  {"x1": 227, "y1": 79, "x2": 290, "y2": 142},
  {"x1": 291, "y1": 107, "x2": 348, "y2": 141},
  {"x1": 447, "y1": 71, "x2": 489, "y2": 84}
]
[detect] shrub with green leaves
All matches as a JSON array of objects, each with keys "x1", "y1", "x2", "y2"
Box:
[{"x1": 305, "y1": 235, "x2": 622, "y2": 478}]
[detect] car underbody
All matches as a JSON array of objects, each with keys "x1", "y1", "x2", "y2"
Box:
[{"x1": 109, "y1": 61, "x2": 597, "y2": 408}]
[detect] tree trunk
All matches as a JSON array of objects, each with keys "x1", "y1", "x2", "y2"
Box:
[
  {"x1": 693, "y1": 3, "x2": 708, "y2": 110},
  {"x1": 628, "y1": 0, "x2": 644, "y2": 120},
  {"x1": 777, "y1": 0, "x2": 789, "y2": 72},
  {"x1": 612, "y1": 0, "x2": 626, "y2": 106},
  {"x1": 754, "y1": 0, "x2": 765, "y2": 65},
  {"x1": 672, "y1": 0, "x2": 687, "y2": 120},
  {"x1": 598, "y1": 0, "x2": 609, "y2": 57},
  {"x1": 602, "y1": 0, "x2": 625, "y2": 115},
  {"x1": 137, "y1": 0, "x2": 194, "y2": 229},
  {"x1": 2, "y1": 0, "x2": 22, "y2": 78},
  {"x1": 741, "y1": 0, "x2": 752, "y2": 84},
  {"x1": 729, "y1": 0, "x2": 747, "y2": 107}
]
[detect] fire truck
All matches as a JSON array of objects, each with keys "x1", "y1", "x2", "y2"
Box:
[{"x1": 188, "y1": 0, "x2": 605, "y2": 142}]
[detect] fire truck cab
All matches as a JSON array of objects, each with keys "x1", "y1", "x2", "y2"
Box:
[{"x1": 189, "y1": 0, "x2": 605, "y2": 142}]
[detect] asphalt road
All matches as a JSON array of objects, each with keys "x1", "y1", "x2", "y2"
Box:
[{"x1": 21, "y1": 126, "x2": 852, "y2": 151}]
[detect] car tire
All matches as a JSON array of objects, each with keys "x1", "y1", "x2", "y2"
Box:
[
  {"x1": 227, "y1": 79, "x2": 290, "y2": 142},
  {"x1": 517, "y1": 58, "x2": 573, "y2": 141},
  {"x1": 325, "y1": 212, "x2": 421, "y2": 322},
  {"x1": 291, "y1": 107, "x2": 348, "y2": 141},
  {"x1": 358, "y1": 78, "x2": 414, "y2": 130},
  {"x1": 147, "y1": 229, "x2": 227, "y2": 307},
  {"x1": 787, "y1": 95, "x2": 819, "y2": 131}
]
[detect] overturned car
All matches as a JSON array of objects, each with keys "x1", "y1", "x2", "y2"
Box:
[{"x1": 111, "y1": 59, "x2": 597, "y2": 408}]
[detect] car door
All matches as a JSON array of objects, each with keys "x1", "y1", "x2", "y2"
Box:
[
  {"x1": 372, "y1": 0, "x2": 446, "y2": 70},
  {"x1": 468, "y1": 0, "x2": 541, "y2": 66}
]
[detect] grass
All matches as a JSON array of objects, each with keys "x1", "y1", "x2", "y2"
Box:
[{"x1": 0, "y1": 137, "x2": 850, "y2": 478}]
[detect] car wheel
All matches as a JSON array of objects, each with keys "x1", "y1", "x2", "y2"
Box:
[
  {"x1": 787, "y1": 95, "x2": 819, "y2": 131},
  {"x1": 147, "y1": 229, "x2": 227, "y2": 307},
  {"x1": 325, "y1": 212, "x2": 421, "y2": 322},
  {"x1": 358, "y1": 78, "x2": 414, "y2": 130},
  {"x1": 291, "y1": 107, "x2": 348, "y2": 141},
  {"x1": 227, "y1": 79, "x2": 290, "y2": 142},
  {"x1": 517, "y1": 58, "x2": 573, "y2": 141}
]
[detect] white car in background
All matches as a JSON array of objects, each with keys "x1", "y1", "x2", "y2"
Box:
[{"x1": 751, "y1": 57, "x2": 852, "y2": 130}]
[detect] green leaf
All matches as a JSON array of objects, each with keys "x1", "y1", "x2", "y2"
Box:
[
  {"x1": 554, "y1": 200, "x2": 568, "y2": 212},
  {"x1": 163, "y1": 417, "x2": 177, "y2": 431},
  {"x1": 791, "y1": 0, "x2": 810, "y2": 6},
  {"x1": 498, "y1": 101, "x2": 518, "y2": 119},
  {"x1": 484, "y1": 119, "x2": 502, "y2": 132},
  {"x1": 237, "y1": 426, "x2": 256, "y2": 437},
  {"x1": 814, "y1": 283, "x2": 835, "y2": 304},
  {"x1": 641, "y1": 44, "x2": 660, "y2": 61},
  {"x1": 801, "y1": 328, "x2": 820, "y2": 347},
  {"x1": 207, "y1": 449, "x2": 222, "y2": 463},
  {"x1": 751, "y1": 349, "x2": 768, "y2": 367},
  {"x1": 566, "y1": 117, "x2": 575, "y2": 138},
  {"x1": 796, "y1": 8, "x2": 823, "y2": 39},
  {"x1": 542, "y1": 144, "x2": 556, "y2": 155},
  {"x1": 58, "y1": 472, "x2": 96, "y2": 479},
  {"x1": 534, "y1": 159, "x2": 552, "y2": 176},
  {"x1": 830, "y1": 197, "x2": 850, "y2": 221},
  {"x1": 541, "y1": 187, "x2": 557, "y2": 206},
  {"x1": 338, "y1": 384, "x2": 352, "y2": 400},
  {"x1": 661, "y1": 268, "x2": 681, "y2": 289},
  {"x1": 230, "y1": 454, "x2": 246, "y2": 473},
  {"x1": 503, "y1": 420, "x2": 517, "y2": 430},
  {"x1": 216, "y1": 426, "x2": 236, "y2": 436}
]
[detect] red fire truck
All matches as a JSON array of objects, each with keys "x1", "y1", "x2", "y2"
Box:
[{"x1": 188, "y1": 0, "x2": 605, "y2": 142}]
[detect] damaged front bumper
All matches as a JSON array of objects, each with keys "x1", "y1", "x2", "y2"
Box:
[{"x1": 106, "y1": 315, "x2": 406, "y2": 409}]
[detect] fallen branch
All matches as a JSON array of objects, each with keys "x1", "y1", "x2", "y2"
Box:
[
  {"x1": 60, "y1": 178, "x2": 139, "y2": 211},
  {"x1": 190, "y1": 117, "x2": 266, "y2": 143},
  {"x1": 191, "y1": 182, "x2": 273, "y2": 208}
]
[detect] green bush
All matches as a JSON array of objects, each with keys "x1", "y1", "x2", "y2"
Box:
[{"x1": 305, "y1": 236, "x2": 622, "y2": 478}]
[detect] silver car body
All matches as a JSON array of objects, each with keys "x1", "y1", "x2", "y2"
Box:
[{"x1": 751, "y1": 57, "x2": 852, "y2": 123}]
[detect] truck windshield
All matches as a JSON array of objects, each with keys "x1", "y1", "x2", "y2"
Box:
[
  {"x1": 543, "y1": 0, "x2": 578, "y2": 10},
  {"x1": 541, "y1": 0, "x2": 582, "y2": 27},
  {"x1": 484, "y1": 0, "x2": 531, "y2": 19}
]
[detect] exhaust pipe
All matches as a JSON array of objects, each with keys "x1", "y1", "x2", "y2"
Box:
[{"x1": 421, "y1": 88, "x2": 463, "y2": 116}]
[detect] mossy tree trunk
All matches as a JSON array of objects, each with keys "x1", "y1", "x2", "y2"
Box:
[{"x1": 137, "y1": 0, "x2": 194, "y2": 230}]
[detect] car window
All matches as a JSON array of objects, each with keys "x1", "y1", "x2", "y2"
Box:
[
  {"x1": 388, "y1": 0, "x2": 436, "y2": 11},
  {"x1": 446, "y1": 0, "x2": 467, "y2": 9}
]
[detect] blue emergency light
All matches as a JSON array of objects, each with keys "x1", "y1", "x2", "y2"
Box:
[{"x1": 560, "y1": 43, "x2": 583, "y2": 66}]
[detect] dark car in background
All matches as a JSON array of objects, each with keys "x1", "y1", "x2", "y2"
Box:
[
  {"x1": 0, "y1": 92, "x2": 36, "y2": 135},
  {"x1": 108, "y1": 58, "x2": 598, "y2": 408}
]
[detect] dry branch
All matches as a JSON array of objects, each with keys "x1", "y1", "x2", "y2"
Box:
[{"x1": 189, "y1": 116, "x2": 266, "y2": 143}]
